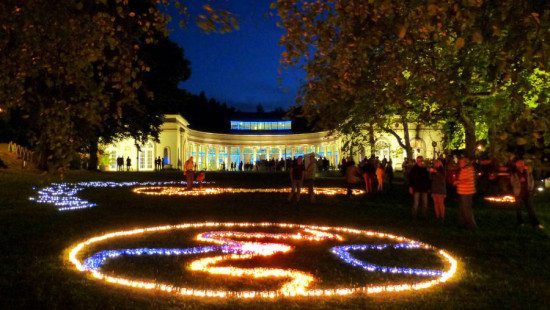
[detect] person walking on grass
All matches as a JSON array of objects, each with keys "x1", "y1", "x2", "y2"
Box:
[
  {"x1": 408, "y1": 156, "x2": 430, "y2": 219},
  {"x1": 430, "y1": 159, "x2": 447, "y2": 223},
  {"x1": 454, "y1": 157, "x2": 477, "y2": 229},
  {"x1": 288, "y1": 156, "x2": 305, "y2": 203},
  {"x1": 304, "y1": 153, "x2": 317, "y2": 203},
  {"x1": 184, "y1": 156, "x2": 195, "y2": 191},
  {"x1": 510, "y1": 159, "x2": 543, "y2": 229}
]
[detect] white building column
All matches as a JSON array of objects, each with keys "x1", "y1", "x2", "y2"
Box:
[
  {"x1": 278, "y1": 147, "x2": 283, "y2": 160},
  {"x1": 215, "y1": 145, "x2": 220, "y2": 170},
  {"x1": 266, "y1": 147, "x2": 271, "y2": 160},
  {"x1": 202, "y1": 145, "x2": 207, "y2": 170},
  {"x1": 331, "y1": 144, "x2": 336, "y2": 165},
  {"x1": 252, "y1": 147, "x2": 257, "y2": 164},
  {"x1": 224, "y1": 146, "x2": 229, "y2": 170},
  {"x1": 239, "y1": 146, "x2": 243, "y2": 163}
]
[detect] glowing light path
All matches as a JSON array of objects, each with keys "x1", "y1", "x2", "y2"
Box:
[
  {"x1": 29, "y1": 181, "x2": 212, "y2": 211},
  {"x1": 331, "y1": 244, "x2": 443, "y2": 277},
  {"x1": 484, "y1": 195, "x2": 516, "y2": 204},
  {"x1": 68, "y1": 222, "x2": 459, "y2": 299},
  {"x1": 132, "y1": 186, "x2": 364, "y2": 196}
]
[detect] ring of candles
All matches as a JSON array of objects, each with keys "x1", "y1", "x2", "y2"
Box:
[
  {"x1": 484, "y1": 195, "x2": 516, "y2": 204},
  {"x1": 68, "y1": 222, "x2": 458, "y2": 299},
  {"x1": 132, "y1": 186, "x2": 364, "y2": 196}
]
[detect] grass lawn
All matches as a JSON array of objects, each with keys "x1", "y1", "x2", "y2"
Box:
[{"x1": 0, "y1": 170, "x2": 548, "y2": 309}]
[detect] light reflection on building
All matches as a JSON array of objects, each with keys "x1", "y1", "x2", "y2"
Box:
[{"x1": 104, "y1": 114, "x2": 442, "y2": 171}]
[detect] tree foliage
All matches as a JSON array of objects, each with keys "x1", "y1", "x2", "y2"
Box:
[
  {"x1": 274, "y1": 0, "x2": 549, "y2": 158},
  {"x1": 0, "y1": 0, "x2": 236, "y2": 171}
]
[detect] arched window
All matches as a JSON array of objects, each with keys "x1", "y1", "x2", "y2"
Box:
[
  {"x1": 375, "y1": 140, "x2": 391, "y2": 161},
  {"x1": 139, "y1": 142, "x2": 154, "y2": 170}
]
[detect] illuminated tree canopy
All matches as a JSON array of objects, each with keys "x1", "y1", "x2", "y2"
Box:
[{"x1": 274, "y1": 0, "x2": 549, "y2": 158}]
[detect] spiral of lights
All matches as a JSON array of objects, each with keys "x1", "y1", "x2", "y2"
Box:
[
  {"x1": 132, "y1": 186, "x2": 364, "y2": 196},
  {"x1": 29, "y1": 181, "x2": 212, "y2": 211},
  {"x1": 68, "y1": 222, "x2": 458, "y2": 299}
]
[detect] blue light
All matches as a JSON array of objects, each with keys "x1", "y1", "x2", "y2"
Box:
[
  {"x1": 331, "y1": 243, "x2": 444, "y2": 277},
  {"x1": 230, "y1": 120, "x2": 291, "y2": 131},
  {"x1": 30, "y1": 181, "x2": 212, "y2": 212},
  {"x1": 83, "y1": 246, "x2": 222, "y2": 271}
]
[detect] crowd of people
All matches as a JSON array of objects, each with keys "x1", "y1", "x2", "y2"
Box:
[
  {"x1": 342, "y1": 156, "x2": 394, "y2": 197},
  {"x1": 402, "y1": 155, "x2": 544, "y2": 230},
  {"x1": 226, "y1": 156, "x2": 331, "y2": 173},
  {"x1": 179, "y1": 152, "x2": 545, "y2": 230}
]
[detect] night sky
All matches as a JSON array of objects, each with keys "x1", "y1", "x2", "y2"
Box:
[{"x1": 167, "y1": 0, "x2": 304, "y2": 112}]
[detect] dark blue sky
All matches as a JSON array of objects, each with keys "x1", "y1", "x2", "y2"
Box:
[{"x1": 167, "y1": 0, "x2": 304, "y2": 112}]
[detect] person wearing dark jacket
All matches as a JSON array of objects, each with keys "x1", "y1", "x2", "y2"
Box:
[
  {"x1": 510, "y1": 159, "x2": 543, "y2": 229},
  {"x1": 408, "y1": 156, "x2": 431, "y2": 219}
]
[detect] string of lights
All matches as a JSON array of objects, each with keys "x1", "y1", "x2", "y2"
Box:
[
  {"x1": 331, "y1": 243, "x2": 443, "y2": 277},
  {"x1": 132, "y1": 186, "x2": 364, "y2": 196},
  {"x1": 484, "y1": 195, "x2": 516, "y2": 204},
  {"x1": 68, "y1": 222, "x2": 458, "y2": 299},
  {"x1": 29, "y1": 181, "x2": 212, "y2": 211}
]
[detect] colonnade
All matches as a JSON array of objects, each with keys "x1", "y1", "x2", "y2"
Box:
[{"x1": 184, "y1": 142, "x2": 340, "y2": 171}]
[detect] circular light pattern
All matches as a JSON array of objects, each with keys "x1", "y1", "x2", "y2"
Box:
[
  {"x1": 132, "y1": 186, "x2": 364, "y2": 196},
  {"x1": 29, "y1": 181, "x2": 213, "y2": 211},
  {"x1": 68, "y1": 222, "x2": 458, "y2": 299}
]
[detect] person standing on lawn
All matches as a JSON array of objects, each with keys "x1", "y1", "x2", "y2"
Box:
[
  {"x1": 345, "y1": 159, "x2": 361, "y2": 198},
  {"x1": 454, "y1": 157, "x2": 477, "y2": 229},
  {"x1": 126, "y1": 157, "x2": 131, "y2": 171},
  {"x1": 184, "y1": 156, "x2": 195, "y2": 190},
  {"x1": 288, "y1": 156, "x2": 305, "y2": 203},
  {"x1": 376, "y1": 163, "x2": 385, "y2": 192},
  {"x1": 304, "y1": 153, "x2": 317, "y2": 203},
  {"x1": 510, "y1": 159, "x2": 543, "y2": 229},
  {"x1": 408, "y1": 156, "x2": 431, "y2": 219},
  {"x1": 430, "y1": 159, "x2": 447, "y2": 223}
]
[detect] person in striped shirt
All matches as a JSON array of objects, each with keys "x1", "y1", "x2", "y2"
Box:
[{"x1": 454, "y1": 157, "x2": 477, "y2": 229}]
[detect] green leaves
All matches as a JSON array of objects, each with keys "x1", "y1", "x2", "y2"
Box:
[{"x1": 275, "y1": 0, "x2": 549, "y2": 157}]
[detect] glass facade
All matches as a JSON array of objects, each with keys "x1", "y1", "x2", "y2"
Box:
[{"x1": 230, "y1": 120, "x2": 291, "y2": 131}]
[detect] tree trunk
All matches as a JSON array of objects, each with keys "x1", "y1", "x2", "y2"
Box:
[
  {"x1": 459, "y1": 111, "x2": 477, "y2": 159},
  {"x1": 383, "y1": 115, "x2": 413, "y2": 159},
  {"x1": 88, "y1": 138, "x2": 99, "y2": 171},
  {"x1": 401, "y1": 117, "x2": 413, "y2": 159},
  {"x1": 368, "y1": 124, "x2": 376, "y2": 156}
]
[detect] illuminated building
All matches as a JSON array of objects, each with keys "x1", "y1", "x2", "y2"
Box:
[{"x1": 103, "y1": 114, "x2": 442, "y2": 171}]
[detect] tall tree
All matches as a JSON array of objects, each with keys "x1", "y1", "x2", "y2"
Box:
[
  {"x1": 274, "y1": 0, "x2": 549, "y2": 158},
  {"x1": 0, "y1": 0, "x2": 236, "y2": 172}
]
